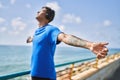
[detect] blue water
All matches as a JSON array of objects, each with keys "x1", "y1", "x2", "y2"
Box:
[{"x1": 0, "y1": 45, "x2": 120, "y2": 75}]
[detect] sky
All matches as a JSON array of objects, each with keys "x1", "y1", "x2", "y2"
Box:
[{"x1": 0, "y1": 0, "x2": 120, "y2": 48}]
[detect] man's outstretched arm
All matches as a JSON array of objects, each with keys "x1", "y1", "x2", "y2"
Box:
[{"x1": 58, "y1": 33, "x2": 109, "y2": 59}]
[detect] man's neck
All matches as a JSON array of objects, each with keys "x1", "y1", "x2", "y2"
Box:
[{"x1": 38, "y1": 21, "x2": 48, "y2": 28}]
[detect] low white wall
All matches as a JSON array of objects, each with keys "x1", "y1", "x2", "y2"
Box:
[{"x1": 86, "y1": 58, "x2": 120, "y2": 80}]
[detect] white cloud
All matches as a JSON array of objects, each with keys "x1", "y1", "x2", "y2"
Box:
[
  {"x1": 62, "y1": 14, "x2": 82, "y2": 24},
  {"x1": 11, "y1": 17, "x2": 27, "y2": 31},
  {"x1": 0, "y1": 17, "x2": 5, "y2": 23},
  {"x1": 59, "y1": 25, "x2": 65, "y2": 31},
  {"x1": 0, "y1": 27, "x2": 7, "y2": 32},
  {"x1": 103, "y1": 20, "x2": 112, "y2": 26},
  {"x1": 8, "y1": 30, "x2": 19, "y2": 35},
  {"x1": 0, "y1": 2, "x2": 3, "y2": 8},
  {"x1": 10, "y1": 0, "x2": 16, "y2": 5},
  {"x1": 45, "y1": 1, "x2": 61, "y2": 13},
  {"x1": 26, "y1": 4, "x2": 31, "y2": 8},
  {"x1": 28, "y1": 28, "x2": 36, "y2": 36}
]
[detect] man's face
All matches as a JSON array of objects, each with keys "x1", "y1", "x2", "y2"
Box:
[{"x1": 36, "y1": 8, "x2": 47, "y2": 21}]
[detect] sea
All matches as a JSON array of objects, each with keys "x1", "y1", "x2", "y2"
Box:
[{"x1": 0, "y1": 45, "x2": 120, "y2": 76}]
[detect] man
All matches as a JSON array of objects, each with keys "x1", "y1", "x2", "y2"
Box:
[{"x1": 27, "y1": 6, "x2": 108, "y2": 80}]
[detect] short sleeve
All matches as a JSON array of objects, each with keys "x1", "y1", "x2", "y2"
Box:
[{"x1": 50, "y1": 27, "x2": 62, "y2": 44}]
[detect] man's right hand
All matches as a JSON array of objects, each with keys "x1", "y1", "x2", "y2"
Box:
[{"x1": 26, "y1": 36, "x2": 33, "y2": 43}]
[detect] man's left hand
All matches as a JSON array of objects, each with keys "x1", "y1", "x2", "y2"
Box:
[{"x1": 90, "y1": 42, "x2": 109, "y2": 59}]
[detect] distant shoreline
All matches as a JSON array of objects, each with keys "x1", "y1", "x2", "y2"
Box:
[{"x1": 0, "y1": 44, "x2": 120, "y2": 49}]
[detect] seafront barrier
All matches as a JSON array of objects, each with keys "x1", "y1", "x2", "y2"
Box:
[
  {"x1": 71, "y1": 53, "x2": 120, "y2": 80},
  {"x1": 0, "y1": 52, "x2": 120, "y2": 80},
  {"x1": 57, "y1": 53, "x2": 120, "y2": 80}
]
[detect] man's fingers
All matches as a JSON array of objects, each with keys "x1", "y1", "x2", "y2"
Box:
[
  {"x1": 97, "y1": 56, "x2": 105, "y2": 59},
  {"x1": 26, "y1": 36, "x2": 33, "y2": 43},
  {"x1": 100, "y1": 42, "x2": 109, "y2": 46},
  {"x1": 102, "y1": 47, "x2": 109, "y2": 52},
  {"x1": 97, "y1": 54, "x2": 106, "y2": 59},
  {"x1": 101, "y1": 52, "x2": 108, "y2": 56}
]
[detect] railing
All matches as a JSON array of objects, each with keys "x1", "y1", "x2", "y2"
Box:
[
  {"x1": 0, "y1": 57, "x2": 96, "y2": 80},
  {"x1": 71, "y1": 53, "x2": 120, "y2": 80}
]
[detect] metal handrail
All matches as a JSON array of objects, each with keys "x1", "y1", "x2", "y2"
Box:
[
  {"x1": 0, "y1": 70, "x2": 30, "y2": 80},
  {"x1": 0, "y1": 57, "x2": 95, "y2": 80}
]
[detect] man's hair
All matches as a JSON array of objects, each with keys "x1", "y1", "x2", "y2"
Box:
[{"x1": 42, "y1": 6, "x2": 55, "y2": 23}]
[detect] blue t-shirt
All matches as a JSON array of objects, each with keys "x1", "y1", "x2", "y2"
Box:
[{"x1": 31, "y1": 24, "x2": 61, "y2": 79}]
